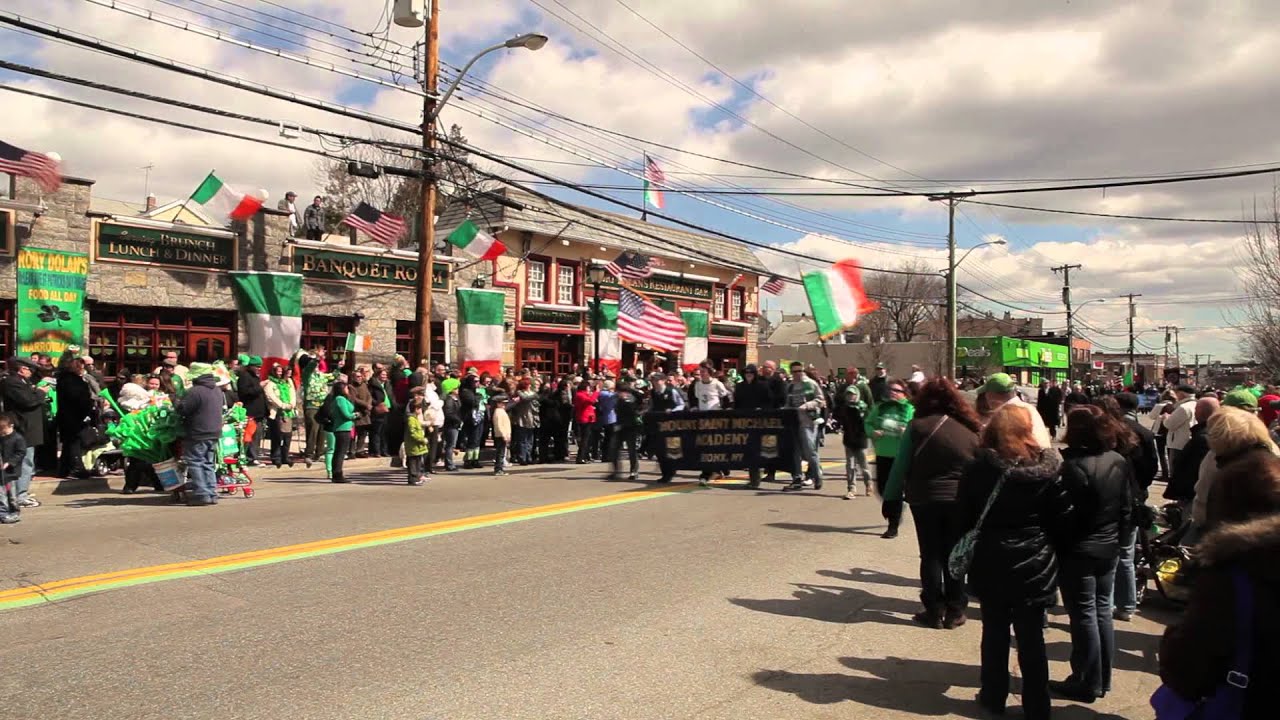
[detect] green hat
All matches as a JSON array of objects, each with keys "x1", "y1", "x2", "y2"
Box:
[
  {"x1": 237, "y1": 353, "x2": 250, "y2": 366},
  {"x1": 188, "y1": 362, "x2": 214, "y2": 379},
  {"x1": 441, "y1": 377, "x2": 460, "y2": 395},
  {"x1": 247, "y1": 355, "x2": 263, "y2": 367},
  {"x1": 1223, "y1": 389, "x2": 1258, "y2": 410},
  {"x1": 981, "y1": 372, "x2": 1016, "y2": 394}
]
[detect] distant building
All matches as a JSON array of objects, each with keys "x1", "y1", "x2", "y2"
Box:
[{"x1": 957, "y1": 311, "x2": 1044, "y2": 338}]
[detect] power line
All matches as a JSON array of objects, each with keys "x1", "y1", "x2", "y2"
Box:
[{"x1": 968, "y1": 199, "x2": 1264, "y2": 224}]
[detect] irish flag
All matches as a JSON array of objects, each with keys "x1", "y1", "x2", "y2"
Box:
[
  {"x1": 457, "y1": 287, "x2": 505, "y2": 376},
  {"x1": 191, "y1": 172, "x2": 267, "y2": 222},
  {"x1": 446, "y1": 219, "x2": 506, "y2": 261},
  {"x1": 592, "y1": 301, "x2": 621, "y2": 376},
  {"x1": 681, "y1": 309, "x2": 709, "y2": 372},
  {"x1": 802, "y1": 258, "x2": 880, "y2": 339},
  {"x1": 643, "y1": 156, "x2": 665, "y2": 209},
  {"x1": 229, "y1": 272, "x2": 303, "y2": 375}
]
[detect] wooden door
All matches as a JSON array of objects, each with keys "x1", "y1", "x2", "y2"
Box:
[{"x1": 189, "y1": 332, "x2": 232, "y2": 364}]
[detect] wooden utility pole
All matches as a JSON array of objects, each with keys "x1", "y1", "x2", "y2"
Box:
[
  {"x1": 413, "y1": 0, "x2": 442, "y2": 365},
  {"x1": 1123, "y1": 293, "x2": 1142, "y2": 387},
  {"x1": 929, "y1": 191, "x2": 974, "y2": 381},
  {"x1": 1053, "y1": 263, "x2": 1082, "y2": 383}
]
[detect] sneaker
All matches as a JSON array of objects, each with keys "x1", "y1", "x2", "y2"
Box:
[
  {"x1": 0, "y1": 513, "x2": 20, "y2": 524},
  {"x1": 801, "y1": 479, "x2": 815, "y2": 489},
  {"x1": 698, "y1": 478, "x2": 711, "y2": 487},
  {"x1": 880, "y1": 528, "x2": 899, "y2": 539},
  {"x1": 408, "y1": 477, "x2": 424, "y2": 486},
  {"x1": 912, "y1": 611, "x2": 943, "y2": 629},
  {"x1": 943, "y1": 612, "x2": 968, "y2": 630},
  {"x1": 18, "y1": 497, "x2": 40, "y2": 508},
  {"x1": 843, "y1": 490, "x2": 857, "y2": 500},
  {"x1": 186, "y1": 496, "x2": 218, "y2": 506},
  {"x1": 1113, "y1": 610, "x2": 1133, "y2": 622}
]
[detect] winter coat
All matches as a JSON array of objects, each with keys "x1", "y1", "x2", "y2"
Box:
[
  {"x1": 596, "y1": 390, "x2": 618, "y2": 424},
  {"x1": 1167, "y1": 423, "x2": 1208, "y2": 502},
  {"x1": 264, "y1": 378, "x2": 300, "y2": 430},
  {"x1": 510, "y1": 390, "x2": 541, "y2": 429},
  {"x1": 404, "y1": 413, "x2": 430, "y2": 457},
  {"x1": 573, "y1": 390, "x2": 599, "y2": 424},
  {"x1": 1036, "y1": 385, "x2": 1063, "y2": 427},
  {"x1": 1059, "y1": 448, "x2": 1133, "y2": 563},
  {"x1": 865, "y1": 398, "x2": 915, "y2": 458},
  {"x1": 325, "y1": 394, "x2": 357, "y2": 433},
  {"x1": 884, "y1": 414, "x2": 979, "y2": 505},
  {"x1": 459, "y1": 388, "x2": 481, "y2": 427},
  {"x1": 54, "y1": 369, "x2": 94, "y2": 431},
  {"x1": 442, "y1": 393, "x2": 462, "y2": 429},
  {"x1": 733, "y1": 378, "x2": 773, "y2": 411},
  {"x1": 648, "y1": 385, "x2": 685, "y2": 413},
  {"x1": 1165, "y1": 398, "x2": 1197, "y2": 450},
  {"x1": 347, "y1": 380, "x2": 373, "y2": 427},
  {"x1": 303, "y1": 203, "x2": 324, "y2": 232},
  {"x1": 0, "y1": 431, "x2": 27, "y2": 483},
  {"x1": 491, "y1": 407, "x2": 512, "y2": 442},
  {"x1": 1123, "y1": 416, "x2": 1159, "y2": 503},
  {"x1": 369, "y1": 380, "x2": 389, "y2": 416},
  {"x1": 236, "y1": 368, "x2": 267, "y2": 420},
  {"x1": 423, "y1": 386, "x2": 445, "y2": 429},
  {"x1": 1159, "y1": 514, "x2": 1280, "y2": 720},
  {"x1": 0, "y1": 373, "x2": 46, "y2": 447},
  {"x1": 614, "y1": 388, "x2": 644, "y2": 428},
  {"x1": 869, "y1": 375, "x2": 888, "y2": 403},
  {"x1": 783, "y1": 378, "x2": 824, "y2": 428},
  {"x1": 763, "y1": 374, "x2": 786, "y2": 409},
  {"x1": 841, "y1": 399, "x2": 869, "y2": 451},
  {"x1": 177, "y1": 375, "x2": 226, "y2": 441},
  {"x1": 957, "y1": 447, "x2": 1071, "y2": 608}
]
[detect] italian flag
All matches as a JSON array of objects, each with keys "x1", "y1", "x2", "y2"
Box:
[
  {"x1": 229, "y1": 272, "x2": 303, "y2": 376},
  {"x1": 446, "y1": 219, "x2": 506, "y2": 261},
  {"x1": 592, "y1": 300, "x2": 621, "y2": 376},
  {"x1": 345, "y1": 333, "x2": 372, "y2": 353},
  {"x1": 801, "y1": 258, "x2": 880, "y2": 339},
  {"x1": 457, "y1": 287, "x2": 505, "y2": 376},
  {"x1": 191, "y1": 172, "x2": 267, "y2": 222},
  {"x1": 681, "y1": 309, "x2": 709, "y2": 372}
]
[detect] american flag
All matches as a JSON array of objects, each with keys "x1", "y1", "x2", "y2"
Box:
[
  {"x1": 0, "y1": 140, "x2": 61, "y2": 193},
  {"x1": 605, "y1": 250, "x2": 653, "y2": 280},
  {"x1": 618, "y1": 287, "x2": 685, "y2": 350},
  {"x1": 761, "y1": 275, "x2": 786, "y2": 295},
  {"x1": 343, "y1": 201, "x2": 405, "y2": 247}
]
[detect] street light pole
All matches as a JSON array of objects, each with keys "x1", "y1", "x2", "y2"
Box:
[
  {"x1": 930, "y1": 192, "x2": 976, "y2": 381},
  {"x1": 586, "y1": 263, "x2": 607, "y2": 374}
]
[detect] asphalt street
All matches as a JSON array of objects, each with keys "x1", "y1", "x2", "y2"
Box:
[{"x1": 0, "y1": 446, "x2": 1165, "y2": 719}]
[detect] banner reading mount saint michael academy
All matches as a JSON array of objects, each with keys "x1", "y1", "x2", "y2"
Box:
[{"x1": 17, "y1": 248, "x2": 88, "y2": 357}]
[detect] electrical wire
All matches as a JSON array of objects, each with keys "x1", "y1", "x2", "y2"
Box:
[{"x1": 968, "y1": 199, "x2": 1264, "y2": 224}]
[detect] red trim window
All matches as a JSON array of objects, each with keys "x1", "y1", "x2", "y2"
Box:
[
  {"x1": 730, "y1": 288, "x2": 744, "y2": 320},
  {"x1": 713, "y1": 287, "x2": 727, "y2": 319},
  {"x1": 527, "y1": 258, "x2": 547, "y2": 303},
  {"x1": 556, "y1": 261, "x2": 578, "y2": 305}
]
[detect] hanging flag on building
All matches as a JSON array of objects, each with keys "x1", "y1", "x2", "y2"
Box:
[
  {"x1": 591, "y1": 300, "x2": 622, "y2": 376},
  {"x1": 0, "y1": 140, "x2": 61, "y2": 193},
  {"x1": 618, "y1": 287, "x2": 684, "y2": 351},
  {"x1": 190, "y1": 171, "x2": 267, "y2": 222},
  {"x1": 446, "y1": 219, "x2": 506, "y2": 260},
  {"x1": 761, "y1": 275, "x2": 785, "y2": 295},
  {"x1": 344, "y1": 333, "x2": 373, "y2": 353},
  {"x1": 643, "y1": 156, "x2": 665, "y2": 209},
  {"x1": 801, "y1": 259, "x2": 879, "y2": 339},
  {"x1": 605, "y1": 251, "x2": 653, "y2": 280},
  {"x1": 456, "y1": 287, "x2": 505, "y2": 376},
  {"x1": 343, "y1": 202, "x2": 405, "y2": 247},
  {"x1": 229, "y1": 271, "x2": 303, "y2": 374},
  {"x1": 680, "y1": 309, "x2": 709, "y2": 372}
]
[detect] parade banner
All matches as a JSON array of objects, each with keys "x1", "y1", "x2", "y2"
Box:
[
  {"x1": 644, "y1": 408, "x2": 799, "y2": 471},
  {"x1": 16, "y1": 248, "x2": 88, "y2": 356}
]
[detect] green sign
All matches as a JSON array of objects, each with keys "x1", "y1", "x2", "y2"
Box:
[
  {"x1": 609, "y1": 274, "x2": 711, "y2": 300},
  {"x1": 95, "y1": 221, "x2": 235, "y2": 271},
  {"x1": 293, "y1": 247, "x2": 450, "y2": 290},
  {"x1": 17, "y1": 248, "x2": 88, "y2": 357},
  {"x1": 521, "y1": 307, "x2": 581, "y2": 326},
  {"x1": 711, "y1": 323, "x2": 746, "y2": 338},
  {"x1": 956, "y1": 336, "x2": 1069, "y2": 369}
]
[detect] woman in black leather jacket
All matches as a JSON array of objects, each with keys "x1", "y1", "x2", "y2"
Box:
[{"x1": 1052, "y1": 404, "x2": 1133, "y2": 704}]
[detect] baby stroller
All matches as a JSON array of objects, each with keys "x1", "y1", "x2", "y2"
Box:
[{"x1": 81, "y1": 408, "x2": 128, "y2": 479}]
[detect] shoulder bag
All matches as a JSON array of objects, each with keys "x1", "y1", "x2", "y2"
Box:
[{"x1": 948, "y1": 467, "x2": 1007, "y2": 580}]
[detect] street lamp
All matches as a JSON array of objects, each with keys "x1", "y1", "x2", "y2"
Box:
[
  {"x1": 586, "y1": 263, "x2": 608, "y2": 374},
  {"x1": 1068, "y1": 298, "x2": 1106, "y2": 384},
  {"x1": 413, "y1": 26, "x2": 549, "y2": 365},
  {"x1": 946, "y1": 238, "x2": 1006, "y2": 380}
]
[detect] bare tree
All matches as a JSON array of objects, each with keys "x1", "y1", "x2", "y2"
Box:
[
  {"x1": 1237, "y1": 186, "x2": 1280, "y2": 374},
  {"x1": 862, "y1": 260, "x2": 946, "y2": 342}
]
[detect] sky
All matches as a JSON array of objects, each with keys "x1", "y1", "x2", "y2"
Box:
[{"x1": 1, "y1": 0, "x2": 1274, "y2": 362}]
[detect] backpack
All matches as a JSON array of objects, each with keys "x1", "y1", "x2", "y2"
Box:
[{"x1": 316, "y1": 397, "x2": 335, "y2": 432}]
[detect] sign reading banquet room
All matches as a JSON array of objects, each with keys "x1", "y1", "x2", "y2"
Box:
[
  {"x1": 644, "y1": 409, "x2": 798, "y2": 471},
  {"x1": 292, "y1": 247, "x2": 450, "y2": 290},
  {"x1": 93, "y1": 221, "x2": 235, "y2": 271}
]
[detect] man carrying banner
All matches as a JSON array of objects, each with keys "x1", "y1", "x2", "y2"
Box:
[
  {"x1": 647, "y1": 373, "x2": 685, "y2": 483},
  {"x1": 783, "y1": 362, "x2": 826, "y2": 492},
  {"x1": 690, "y1": 364, "x2": 731, "y2": 486},
  {"x1": 734, "y1": 364, "x2": 775, "y2": 489}
]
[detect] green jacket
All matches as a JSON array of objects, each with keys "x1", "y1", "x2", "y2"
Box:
[
  {"x1": 864, "y1": 398, "x2": 914, "y2": 458},
  {"x1": 329, "y1": 395, "x2": 357, "y2": 433},
  {"x1": 404, "y1": 414, "x2": 429, "y2": 457}
]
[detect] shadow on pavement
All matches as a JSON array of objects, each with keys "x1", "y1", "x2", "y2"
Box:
[
  {"x1": 729, "y1": 581, "x2": 922, "y2": 627},
  {"x1": 64, "y1": 494, "x2": 176, "y2": 508},
  {"x1": 818, "y1": 567, "x2": 921, "y2": 589},
  {"x1": 766, "y1": 521, "x2": 886, "y2": 536}
]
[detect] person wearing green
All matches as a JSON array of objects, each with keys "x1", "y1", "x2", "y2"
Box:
[
  {"x1": 864, "y1": 377, "x2": 915, "y2": 538},
  {"x1": 264, "y1": 362, "x2": 300, "y2": 468},
  {"x1": 321, "y1": 381, "x2": 357, "y2": 483},
  {"x1": 782, "y1": 361, "x2": 827, "y2": 491}
]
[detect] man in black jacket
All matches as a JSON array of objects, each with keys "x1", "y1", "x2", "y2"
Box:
[
  {"x1": 734, "y1": 365, "x2": 775, "y2": 488},
  {"x1": 236, "y1": 356, "x2": 266, "y2": 465},
  {"x1": 177, "y1": 365, "x2": 226, "y2": 505},
  {"x1": 1114, "y1": 392, "x2": 1159, "y2": 621},
  {"x1": 757, "y1": 361, "x2": 787, "y2": 482},
  {"x1": 1, "y1": 358, "x2": 47, "y2": 508}
]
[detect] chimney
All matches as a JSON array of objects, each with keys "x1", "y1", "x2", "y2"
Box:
[
  {"x1": 1003, "y1": 311, "x2": 1011, "y2": 320},
  {"x1": 145, "y1": 193, "x2": 157, "y2": 212}
]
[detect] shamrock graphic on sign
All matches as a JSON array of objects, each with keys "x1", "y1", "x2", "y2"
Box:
[{"x1": 38, "y1": 304, "x2": 71, "y2": 326}]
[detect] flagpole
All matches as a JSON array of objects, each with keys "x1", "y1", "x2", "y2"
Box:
[
  {"x1": 640, "y1": 152, "x2": 648, "y2": 223},
  {"x1": 178, "y1": 169, "x2": 212, "y2": 224}
]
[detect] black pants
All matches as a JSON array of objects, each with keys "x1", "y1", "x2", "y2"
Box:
[
  {"x1": 910, "y1": 502, "x2": 968, "y2": 616},
  {"x1": 305, "y1": 228, "x2": 323, "y2": 241},
  {"x1": 979, "y1": 599, "x2": 1050, "y2": 720},
  {"x1": 331, "y1": 431, "x2": 351, "y2": 482},
  {"x1": 267, "y1": 416, "x2": 290, "y2": 466},
  {"x1": 875, "y1": 456, "x2": 902, "y2": 531},
  {"x1": 123, "y1": 458, "x2": 161, "y2": 492},
  {"x1": 246, "y1": 417, "x2": 265, "y2": 463},
  {"x1": 57, "y1": 430, "x2": 84, "y2": 478},
  {"x1": 386, "y1": 407, "x2": 405, "y2": 459},
  {"x1": 1155, "y1": 435, "x2": 1169, "y2": 477},
  {"x1": 406, "y1": 453, "x2": 427, "y2": 482},
  {"x1": 369, "y1": 414, "x2": 387, "y2": 457},
  {"x1": 609, "y1": 427, "x2": 640, "y2": 478},
  {"x1": 538, "y1": 423, "x2": 561, "y2": 463},
  {"x1": 576, "y1": 421, "x2": 595, "y2": 462},
  {"x1": 596, "y1": 423, "x2": 614, "y2": 462}
]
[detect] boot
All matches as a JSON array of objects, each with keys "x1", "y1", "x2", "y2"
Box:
[{"x1": 942, "y1": 609, "x2": 967, "y2": 629}]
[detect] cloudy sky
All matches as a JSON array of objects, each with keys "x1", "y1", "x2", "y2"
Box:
[{"x1": 3, "y1": 0, "x2": 1274, "y2": 361}]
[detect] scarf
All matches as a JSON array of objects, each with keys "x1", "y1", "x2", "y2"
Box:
[{"x1": 270, "y1": 377, "x2": 295, "y2": 418}]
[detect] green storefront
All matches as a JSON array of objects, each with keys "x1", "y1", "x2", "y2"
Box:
[{"x1": 957, "y1": 336, "x2": 1069, "y2": 384}]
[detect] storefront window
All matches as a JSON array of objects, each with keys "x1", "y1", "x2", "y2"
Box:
[
  {"x1": 556, "y1": 263, "x2": 576, "y2": 305},
  {"x1": 301, "y1": 316, "x2": 355, "y2": 362},
  {"x1": 0, "y1": 302, "x2": 13, "y2": 361},
  {"x1": 394, "y1": 320, "x2": 446, "y2": 368},
  {"x1": 713, "y1": 288, "x2": 727, "y2": 319},
  {"x1": 528, "y1": 260, "x2": 546, "y2": 302},
  {"x1": 89, "y1": 303, "x2": 235, "y2": 379},
  {"x1": 730, "y1": 289, "x2": 743, "y2": 320}
]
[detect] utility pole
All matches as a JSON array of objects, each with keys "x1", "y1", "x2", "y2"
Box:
[
  {"x1": 1194, "y1": 353, "x2": 1201, "y2": 384},
  {"x1": 1159, "y1": 325, "x2": 1183, "y2": 380},
  {"x1": 413, "y1": 0, "x2": 442, "y2": 365},
  {"x1": 1052, "y1": 263, "x2": 1082, "y2": 383},
  {"x1": 929, "y1": 191, "x2": 974, "y2": 381},
  {"x1": 1122, "y1": 293, "x2": 1142, "y2": 387},
  {"x1": 1173, "y1": 326, "x2": 1181, "y2": 371}
]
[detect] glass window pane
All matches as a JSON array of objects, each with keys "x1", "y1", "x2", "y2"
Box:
[
  {"x1": 731, "y1": 289, "x2": 743, "y2": 320},
  {"x1": 157, "y1": 310, "x2": 186, "y2": 327},
  {"x1": 713, "y1": 289, "x2": 726, "y2": 319},
  {"x1": 557, "y1": 264, "x2": 575, "y2": 305},
  {"x1": 528, "y1": 260, "x2": 545, "y2": 302},
  {"x1": 124, "y1": 309, "x2": 154, "y2": 326}
]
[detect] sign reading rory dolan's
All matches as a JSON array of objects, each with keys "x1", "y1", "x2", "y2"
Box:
[
  {"x1": 644, "y1": 409, "x2": 798, "y2": 471},
  {"x1": 17, "y1": 248, "x2": 88, "y2": 356}
]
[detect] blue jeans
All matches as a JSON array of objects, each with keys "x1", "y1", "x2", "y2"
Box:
[
  {"x1": 441, "y1": 427, "x2": 459, "y2": 470},
  {"x1": 1113, "y1": 526, "x2": 1139, "y2": 614},
  {"x1": 1060, "y1": 555, "x2": 1117, "y2": 695},
  {"x1": 17, "y1": 446, "x2": 34, "y2": 502},
  {"x1": 791, "y1": 425, "x2": 822, "y2": 483},
  {"x1": 184, "y1": 438, "x2": 218, "y2": 500}
]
